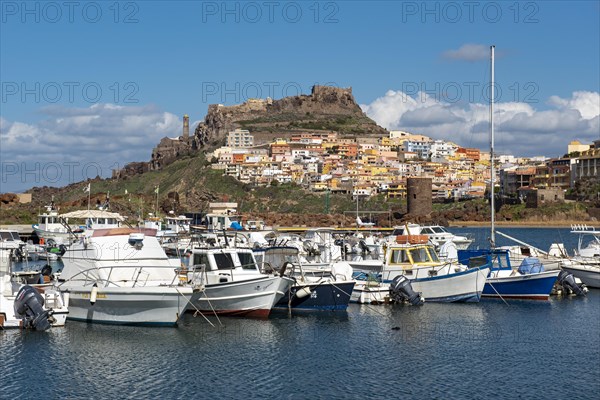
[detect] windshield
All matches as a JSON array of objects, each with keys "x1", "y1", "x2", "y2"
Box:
[
  {"x1": 0, "y1": 232, "x2": 14, "y2": 241},
  {"x1": 238, "y1": 252, "x2": 258, "y2": 270},
  {"x1": 409, "y1": 247, "x2": 430, "y2": 263},
  {"x1": 390, "y1": 249, "x2": 409, "y2": 263},
  {"x1": 214, "y1": 253, "x2": 235, "y2": 270},
  {"x1": 432, "y1": 227, "x2": 446, "y2": 233},
  {"x1": 193, "y1": 253, "x2": 211, "y2": 270}
]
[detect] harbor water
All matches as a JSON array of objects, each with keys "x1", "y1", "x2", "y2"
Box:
[{"x1": 2, "y1": 228, "x2": 599, "y2": 399}]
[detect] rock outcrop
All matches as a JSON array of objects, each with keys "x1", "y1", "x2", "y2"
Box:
[
  {"x1": 114, "y1": 85, "x2": 387, "y2": 179},
  {"x1": 194, "y1": 85, "x2": 386, "y2": 147}
]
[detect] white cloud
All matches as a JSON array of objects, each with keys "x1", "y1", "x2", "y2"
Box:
[
  {"x1": 548, "y1": 91, "x2": 600, "y2": 119},
  {"x1": 0, "y1": 104, "x2": 182, "y2": 192},
  {"x1": 442, "y1": 44, "x2": 490, "y2": 62},
  {"x1": 360, "y1": 91, "x2": 600, "y2": 157}
]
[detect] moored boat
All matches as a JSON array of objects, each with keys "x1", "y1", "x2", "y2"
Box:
[
  {"x1": 59, "y1": 227, "x2": 199, "y2": 326},
  {"x1": 252, "y1": 245, "x2": 355, "y2": 311},
  {"x1": 352, "y1": 235, "x2": 489, "y2": 304},
  {"x1": 188, "y1": 246, "x2": 293, "y2": 317},
  {"x1": 1, "y1": 248, "x2": 69, "y2": 329},
  {"x1": 459, "y1": 249, "x2": 560, "y2": 300}
]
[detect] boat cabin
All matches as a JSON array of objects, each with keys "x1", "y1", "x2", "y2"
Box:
[
  {"x1": 386, "y1": 243, "x2": 441, "y2": 268},
  {"x1": 0, "y1": 230, "x2": 23, "y2": 247},
  {"x1": 164, "y1": 214, "x2": 192, "y2": 234},
  {"x1": 204, "y1": 213, "x2": 243, "y2": 231},
  {"x1": 36, "y1": 209, "x2": 65, "y2": 233},
  {"x1": 190, "y1": 248, "x2": 262, "y2": 285},
  {"x1": 59, "y1": 210, "x2": 123, "y2": 231}
]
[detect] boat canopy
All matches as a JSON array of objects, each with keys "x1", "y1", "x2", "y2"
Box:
[{"x1": 60, "y1": 210, "x2": 125, "y2": 221}]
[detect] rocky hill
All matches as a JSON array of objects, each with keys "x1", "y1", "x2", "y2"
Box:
[{"x1": 141, "y1": 85, "x2": 387, "y2": 174}]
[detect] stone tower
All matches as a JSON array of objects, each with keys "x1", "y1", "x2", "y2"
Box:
[
  {"x1": 183, "y1": 114, "x2": 189, "y2": 140},
  {"x1": 407, "y1": 177, "x2": 432, "y2": 216}
]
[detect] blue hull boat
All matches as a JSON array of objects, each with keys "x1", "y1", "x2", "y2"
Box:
[
  {"x1": 458, "y1": 249, "x2": 560, "y2": 301},
  {"x1": 275, "y1": 281, "x2": 355, "y2": 311},
  {"x1": 483, "y1": 270, "x2": 560, "y2": 300}
]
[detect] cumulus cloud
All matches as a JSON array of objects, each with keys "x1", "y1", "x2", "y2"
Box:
[
  {"x1": 0, "y1": 104, "x2": 181, "y2": 192},
  {"x1": 360, "y1": 91, "x2": 600, "y2": 157},
  {"x1": 442, "y1": 44, "x2": 490, "y2": 62},
  {"x1": 548, "y1": 91, "x2": 600, "y2": 119}
]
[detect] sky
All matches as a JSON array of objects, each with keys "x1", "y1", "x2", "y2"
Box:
[{"x1": 1, "y1": 0, "x2": 599, "y2": 192}]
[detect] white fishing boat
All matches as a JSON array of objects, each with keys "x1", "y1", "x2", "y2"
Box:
[
  {"x1": 561, "y1": 226, "x2": 600, "y2": 288},
  {"x1": 1, "y1": 246, "x2": 68, "y2": 329},
  {"x1": 390, "y1": 224, "x2": 473, "y2": 250},
  {"x1": 32, "y1": 204, "x2": 73, "y2": 244},
  {"x1": 188, "y1": 246, "x2": 293, "y2": 317},
  {"x1": 351, "y1": 235, "x2": 489, "y2": 304},
  {"x1": 570, "y1": 225, "x2": 600, "y2": 262},
  {"x1": 59, "y1": 227, "x2": 199, "y2": 326},
  {"x1": 561, "y1": 261, "x2": 600, "y2": 288},
  {"x1": 33, "y1": 207, "x2": 124, "y2": 245}
]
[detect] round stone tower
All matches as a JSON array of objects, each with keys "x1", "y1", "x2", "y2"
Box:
[{"x1": 407, "y1": 177, "x2": 432, "y2": 216}]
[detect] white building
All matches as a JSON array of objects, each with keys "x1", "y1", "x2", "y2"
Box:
[
  {"x1": 226, "y1": 129, "x2": 254, "y2": 148},
  {"x1": 430, "y1": 140, "x2": 457, "y2": 160}
]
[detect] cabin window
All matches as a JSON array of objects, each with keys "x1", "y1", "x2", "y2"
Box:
[
  {"x1": 193, "y1": 254, "x2": 211, "y2": 270},
  {"x1": 428, "y1": 248, "x2": 439, "y2": 262},
  {"x1": 0, "y1": 232, "x2": 13, "y2": 240},
  {"x1": 409, "y1": 247, "x2": 430, "y2": 263},
  {"x1": 214, "y1": 253, "x2": 235, "y2": 270},
  {"x1": 390, "y1": 249, "x2": 409, "y2": 263},
  {"x1": 238, "y1": 252, "x2": 257, "y2": 270}
]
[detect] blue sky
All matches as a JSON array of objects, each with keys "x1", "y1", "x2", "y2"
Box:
[{"x1": 1, "y1": 1, "x2": 599, "y2": 192}]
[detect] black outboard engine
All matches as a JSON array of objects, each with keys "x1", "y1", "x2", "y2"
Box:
[
  {"x1": 40, "y1": 264, "x2": 53, "y2": 278},
  {"x1": 389, "y1": 275, "x2": 424, "y2": 305},
  {"x1": 359, "y1": 240, "x2": 371, "y2": 255},
  {"x1": 58, "y1": 244, "x2": 67, "y2": 257},
  {"x1": 14, "y1": 285, "x2": 52, "y2": 330},
  {"x1": 557, "y1": 270, "x2": 586, "y2": 296}
]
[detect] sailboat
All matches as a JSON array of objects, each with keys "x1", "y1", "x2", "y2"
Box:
[{"x1": 458, "y1": 45, "x2": 559, "y2": 300}]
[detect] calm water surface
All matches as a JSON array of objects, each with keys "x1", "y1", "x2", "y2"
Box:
[{"x1": 1, "y1": 228, "x2": 599, "y2": 399}]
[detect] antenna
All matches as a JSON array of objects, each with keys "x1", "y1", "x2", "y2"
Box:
[{"x1": 490, "y1": 45, "x2": 496, "y2": 248}]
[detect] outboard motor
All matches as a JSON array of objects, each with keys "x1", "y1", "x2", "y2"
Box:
[
  {"x1": 14, "y1": 285, "x2": 52, "y2": 330},
  {"x1": 557, "y1": 270, "x2": 586, "y2": 296},
  {"x1": 389, "y1": 275, "x2": 424, "y2": 305},
  {"x1": 40, "y1": 264, "x2": 53, "y2": 277},
  {"x1": 359, "y1": 239, "x2": 371, "y2": 255}
]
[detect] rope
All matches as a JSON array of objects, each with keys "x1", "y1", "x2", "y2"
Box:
[{"x1": 175, "y1": 287, "x2": 215, "y2": 328}]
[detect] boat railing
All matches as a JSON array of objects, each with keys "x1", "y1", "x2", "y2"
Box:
[
  {"x1": 188, "y1": 264, "x2": 208, "y2": 286},
  {"x1": 188, "y1": 263, "x2": 245, "y2": 284},
  {"x1": 59, "y1": 264, "x2": 180, "y2": 288}
]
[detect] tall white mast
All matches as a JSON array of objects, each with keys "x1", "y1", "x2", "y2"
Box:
[{"x1": 490, "y1": 45, "x2": 496, "y2": 247}]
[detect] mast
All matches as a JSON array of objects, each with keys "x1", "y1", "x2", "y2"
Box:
[{"x1": 490, "y1": 45, "x2": 496, "y2": 248}]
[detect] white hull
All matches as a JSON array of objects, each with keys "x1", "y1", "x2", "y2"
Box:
[
  {"x1": 350, "y1": 281, "x2": 389, "y2": 304},
  {"x1": 351, "y1": 267, "x2": 489, "y2": 304},
  {"x1": 191, "y1": 276, "x2": 292, "y2": 318},
  {"x1": 32, "y1": 226, "x2": 72, "y2": 243},
  {"x1": 0, "y1": 287, "x2": 69, "y2": 329},
  {"x1": 562, "y1": 264, "x2": 600, "y2": 288},
  {"x1": 409, "y1": 267, "x2": 490, "y2": 302},
  {"x1": 63, "y1": 286, "x2": 194, "y2": 326}
]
